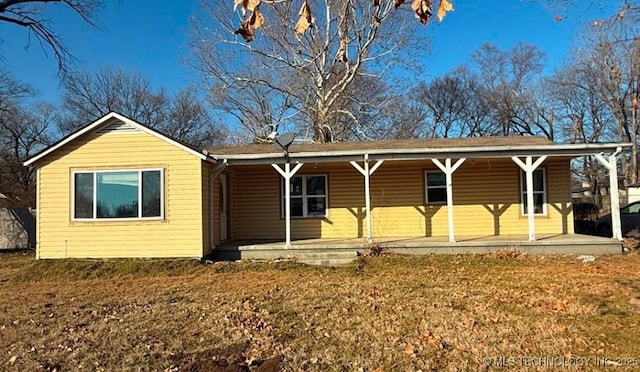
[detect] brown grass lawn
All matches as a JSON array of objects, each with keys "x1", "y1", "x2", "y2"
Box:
[{"x1": 1, "y1": 251, "x2": 640, "y2": 371}]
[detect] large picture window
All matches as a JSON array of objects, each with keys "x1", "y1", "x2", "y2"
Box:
[
  {"x1": 425, "y1": 171, "x2": 447, "y2": 203},
  {"x1": 521, "y1": 169, "x2": 546, "y2": 215},
  {"x1": 73, "y1": 169, "x2": 163, "y2": 220},
  {"x1": 281, "y1": 175, "x2": 327, "y2": 218}
]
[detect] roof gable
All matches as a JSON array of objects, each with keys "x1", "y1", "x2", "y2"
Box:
[{"x1": 23, "y1": 112, "x2": 206, "y2": 166}]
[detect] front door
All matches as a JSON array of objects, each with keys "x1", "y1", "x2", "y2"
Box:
[{"x1": 219, "y1": 173, "x2": 228, "y2": 241}]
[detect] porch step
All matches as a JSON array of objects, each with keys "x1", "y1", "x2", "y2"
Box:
[
  {"x1": 213, "y1": 246, "x2": 359, "y2": 266},
  {"x1": 248, "y1": 249, "x2": 358, "y2": 266}
]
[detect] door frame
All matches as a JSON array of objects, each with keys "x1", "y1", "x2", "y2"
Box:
[{"x1": 219, "y1": 173, "x2": 230, "y2": 241}]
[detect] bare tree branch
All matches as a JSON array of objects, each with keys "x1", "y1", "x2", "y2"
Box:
[{"x1": 0, "y1": 0, "x2": 102, "y2": 75}]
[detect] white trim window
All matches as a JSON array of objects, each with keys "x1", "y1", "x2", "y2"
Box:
[
  {"x1": 521, "y1": 169, "x2": 547, "y2": 215},
  {"x1": 73, "y1": 169, "x2": 164, "y2": 220},
  {"x1": 281, "y1": 174, "x2": 327, "y2": 218},
  {"x1": 425, "y1": 171, "x2": 447, "y2": 204}
]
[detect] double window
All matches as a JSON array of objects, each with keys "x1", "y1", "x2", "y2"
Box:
[
  {"x1": 425, "y1": 171, "x2": 447, "y2": 204},
  {"x1": 281, "y1": 175, "x2": 327, "y2": 218},
  {"x1": 521, "y1": 169, "x2": 546, "y2": 215},
  {"x1": 73, "y1": 169, "x2": 163, "y2": 220}
]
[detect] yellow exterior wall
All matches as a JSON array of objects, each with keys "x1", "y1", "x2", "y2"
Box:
[
  {"x1": 202, "y1": 162, "x2": 212, "y2": 254},
  {"x1": 208, "y1": 168, "x2": 235, "y2": 247},
  {"x1": 228, "y1": 168, "x2": 238, "y2": 241},
  {"x1": 233, "y1": 158, "x2": 574, "y2": 240},
  {"x1": 35, "y1": 131, "x2": 205, "y2": 259}
]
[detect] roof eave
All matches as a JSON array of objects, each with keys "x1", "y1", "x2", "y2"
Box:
[{"x1": 208, "y1": 142, "x2": 633, "y2": 165}]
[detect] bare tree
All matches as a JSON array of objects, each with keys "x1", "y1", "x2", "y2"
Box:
[
  {"x1": 0, "y1": 70, "x2": 56, "y2": 206},
  {"x1": 464, "y1": 43, "x2": 556, "y2": 139},
  {"x1": 550, "y1": 63, "x2": 617, "y2": 206},
  {"x1": 0, "y1": 0, "x2": 102, "y2": 74},
  {"x1": 412, "y1": 74, "x2": 469, "y2": 138},
  {"x1": 565, "y1": 24, "x2": 640, "y2": 184},
  {"x1": 165, "y1": 88, "x2": 225, "y2": 147},
  {"x1": 0, "y1": 67, "x2": 32, "y2": 113},
  {"x1": 191, "y1": 0, "x2": 431, "y2": 142},
  {"x1": 59, "y1": 67, "x2": 226, "y2": 147},
  {"x1": 60, "y1": 67, "x2": 169, "y2": 133}
]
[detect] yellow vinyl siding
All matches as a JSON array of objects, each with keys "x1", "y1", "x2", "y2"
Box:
[
  {"x1": 202, "y1": 162, "x2": 211, "y2": 254},
  {"x1": 35, "y1": 132, "x2": 204, "y2": 259},
  {"x1": 228, "y1": 167, "x2": 238, "y2": 241},
  {"x1": 233, "y1": 158, "x2": 574, "y2": 240}
]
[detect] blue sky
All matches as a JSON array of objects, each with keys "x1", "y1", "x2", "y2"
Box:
[{"x1": 0, "y1": 0, "x2": 616, "y2": 104}]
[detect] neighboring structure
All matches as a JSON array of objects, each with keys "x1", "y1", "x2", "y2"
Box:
[
  {"x1": 0, "y1": 207, "x2": 35, "y2": 250},
  {"x1": 627, "y1": 184, "x2": 640, "y2": 204},
  {"x1": 23, "y1": 112, "x2": 631, "y2": 259},
  {"x1": 0, "y1": 193, "x2": 36, "y2": 250}
]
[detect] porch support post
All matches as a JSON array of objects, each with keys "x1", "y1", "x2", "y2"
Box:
[
  {"x1": 431, "y1": 158, "x2": 466, "y2": 243},
  {"x1": 209, "y1": 160, "x2": 228, "y2": 250},
  {"x1": 511, "y1": 155, "x2": 547, "y2": 241},
  {"x1": 595, "y1": 147, "x2": 623, "y2": 240},
  {"x1": 272, "y1": 162, "x2": 304, "y2": 248},
  {"x1": 211, "y1": 159, "x2": 228, "y2": 179},
  {"x1": 350, "y1": 155, "x2": 384, "y2": 243}
]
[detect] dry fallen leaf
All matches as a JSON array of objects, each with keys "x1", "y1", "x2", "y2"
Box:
[
  {"x1": 294, "y1": 0, "x2": 315, "y2": 35},
  {"x1": 436, "y1": 0, "x2": 453, "y2": 21},
  {"x1": 234, "y1": 5, "x2": 264, "y2": 42},
  {"x1": 411, "y1": 0, "x2": 432, "y2": 25},
  {"x1": 250, "y1": 6, "x2": 265, "y2": 30},
  {"x1": 234, "y1": 0, "x2": 261, "y2": 15},
  {"x1": 234, "y1": 19, "x2": 255, "y2": 42}
]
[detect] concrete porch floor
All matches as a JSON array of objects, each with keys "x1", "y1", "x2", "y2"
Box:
[{"x1": 212, "y1": 234, "x2": 622, "y2": 265}]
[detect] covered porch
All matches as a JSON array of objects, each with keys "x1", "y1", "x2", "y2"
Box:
[
  {"x1": 212, "y1": 234, "x2": 622, "y2": 265},
  {"x1": 205, "y1": 137, "x2": 632, "y2": 262}
]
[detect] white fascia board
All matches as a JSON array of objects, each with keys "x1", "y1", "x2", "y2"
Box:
[
  {"x1": 209, "y1": 142, "x2": 632, "y2": 166},
  {"x1": 23, "y1": 112, "x2": 206, "y2": 167}
]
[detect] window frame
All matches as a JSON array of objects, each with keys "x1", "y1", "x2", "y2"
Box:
[
  {"x1": 280, "y1": 174, "x2": 328, "y2": 218},
  {"x1": 519, "y1": 168, "x2": 547, "y2": 216},
  {"x1": 424, "y1": 170, "x2": 447, "y2": 204},
  {"x1": 71, "y1": 168, "x2": 165, "y2": 221}
]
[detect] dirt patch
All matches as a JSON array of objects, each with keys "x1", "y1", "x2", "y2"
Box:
[{"x1": 179, "y1": 344, "x2": 281, "y2": 372}]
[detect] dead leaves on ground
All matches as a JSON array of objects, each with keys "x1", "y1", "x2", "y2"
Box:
[
  {"x1": 233, "y1": 0, "x2": 453, "y2": 42},
  {"x1": 2, "y1": 254, "x2": 640, "y2": 370}
]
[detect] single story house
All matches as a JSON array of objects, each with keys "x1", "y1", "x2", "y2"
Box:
[{"x1": 23, "y1": 112, "x2": 631, "y2": 260}]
